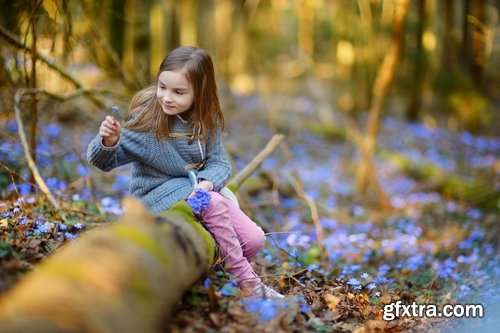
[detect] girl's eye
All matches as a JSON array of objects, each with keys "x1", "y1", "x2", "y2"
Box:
[{"x1": 175, "y1": 90, "x2": 185, "y2": 95}]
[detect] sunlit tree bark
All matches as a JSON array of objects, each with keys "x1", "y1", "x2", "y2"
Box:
[
  {"x1": 123, "y1": 0, "x2": 151, "y2": 83},
  {"x1": 461, "y1": 0, "x2": 472, "y2": 66},
  {"x1": 298, "y1": 0, "x2": 315, "y2": 65},
  {"x1": 407, "y1": 0, "x2": 429, "y2": 122},
  {"x1": 196, "y1": 0, "x2": 215, "y2": 53},
  {"x1": 227, "y1": 0, "x2": 259, "y2": 94},
  {"x1": 214, "y1": 0, "x2": 232, "y2": 81},
  {"x1": 470, "y1": 0, "x2": 487, "y2": 83},
  {"x1": 354, "y1": 0, "x2": 410, "y2": 210},
  {"x1": 442, "y1": 0, "x2": 457, "y2": 70},
  {"x1": 178, "y1": 0, "x2": 198, "y2": 46},
  {"x1": 28, "y1": 0, "x2": 38, "y2": 193},
  {"x1": 149, "y1": 0, "x2": 167, "y2": 77}
]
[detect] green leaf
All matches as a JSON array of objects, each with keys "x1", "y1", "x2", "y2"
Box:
[{"x1": 0, "y1": 241, "x2": 20, "y2": 259}]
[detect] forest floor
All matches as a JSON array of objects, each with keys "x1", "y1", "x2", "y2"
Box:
[{"x1": 1, "y1": 91, "x2": 499, "y2": 332}]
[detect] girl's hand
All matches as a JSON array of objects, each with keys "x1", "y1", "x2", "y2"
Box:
[
  {"x1": 99, "y1": 115, "x2": 121, "y2": 147},
  {"x1": 188, "y1": 180, "x2": 213, "y2": 198}
]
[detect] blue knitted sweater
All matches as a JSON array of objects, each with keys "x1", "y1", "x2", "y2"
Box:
[{"x1": 87, "y1": 115, "x2": 231, "y2": 213}]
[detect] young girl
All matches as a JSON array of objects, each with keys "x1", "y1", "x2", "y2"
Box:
[{"x1": 87, "y1": 46, "x2": 284, "y2": 299}]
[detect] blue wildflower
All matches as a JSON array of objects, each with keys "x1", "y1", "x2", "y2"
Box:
[
  {"x1": 459, "y1": 285, "x2": 470, "y2": 298},
  {"x1": 34, "y1": 221, "x2": 54, "y2": 234},
  {"x1": 220, "y1": 281, "x2": 239, "y2": 296},
  {"x1": 353, "y1": 205, "x2": 364, "y2": 217},
  {"x1": 101, "y1": 197, "x2": 124, "y2": 215},
  {"x1": 367, "y1": 283, "x2": 377, "y2": 290},
  {"x1": 111, "y1": 105, "x2": 120, "y2": 114},
  {"x1": 342, "y1": 265, "x2": 361, "y2": 275},
  {"x1": 378, "y1": 264, "x2": 391, "y2": 276},
  {"x1": 374, "y1": 276, "x2": 390, "y2": 284},
  {"x1": 433, "y1": 258, "x2": 457, "y2": 279},
  {"x1": 347, "y1": 277, "x2": 362, "y2": 289},
  {"x1": 64, "y1": 232, "x2": 77, "y2": 240},
  {"x1": 112, "y1": 173, "x2": 131, "y2": 193},
  {"x1": 44, "y1": 123, "x2": 61, "y2": 138},
  {"x1": 360, "y1": 272, "x2": 370, "y2": 279},
  {"x1": 308, "y1": 263, "x2": 320, "y2": 271},
  {"x1": 18, "y1": 183, "x2": 31, "y2": 196},
  {"x1": 187, "y1": 198, "x2": 202, "y2": 214},
  {"x1": 406, "y1": 253, "x2": 426, "y2": 271},
  {"x1": 300, "y1": 303, "x2": 311, "y2": 312},
  {"x1": 187, "y1": 189, "x2": 211, "y2": 215},
  {"x1": 242, "y1": 297, "x2": 278, "y2": 321},
  {"x1": 45, "y1": 178, "x2": 66, "y2": 191},
  {"x1": 76, "y1": 164, "x2": 89, "y2": 177},
  {"x1": 73, "y1": 223, "x2": 84, "y2": 230}
]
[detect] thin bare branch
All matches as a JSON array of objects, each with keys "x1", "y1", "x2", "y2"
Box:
[
  {"x1": 13, "y1": 88, "x2": 92, "y2": 209},
  {"x1": 284, "y1": 172, "x2": 325, "y2": 256},
  {"x1": 229, "y1": 133, "x2": 284, "y2": 190},
  {"x1": 89, "y1": 23, "x2": 141, "y2": 91},
  {"x1": 0, "y1": 24, "x2": 105, "y2": 108}
]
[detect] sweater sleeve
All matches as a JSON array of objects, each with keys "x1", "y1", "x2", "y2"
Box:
[
  {"x1": 196, "y1": 131, "x2": 231, "y2": 192},
  {"x1": 86, "y1": 129, "x2": 150, "y2": 172}
]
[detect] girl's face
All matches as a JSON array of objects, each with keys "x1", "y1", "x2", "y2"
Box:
[{"x1": 157, "y1": 70, "x2": 194, "y2": 116}]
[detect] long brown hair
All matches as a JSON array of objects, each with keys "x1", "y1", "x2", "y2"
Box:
[{"x1": 124, "y1": 46, "x2": 225, "y2": 145}]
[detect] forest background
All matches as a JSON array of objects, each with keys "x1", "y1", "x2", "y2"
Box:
[{"x1": 0, "y1": 1, "x2": 499, "y2": 332}]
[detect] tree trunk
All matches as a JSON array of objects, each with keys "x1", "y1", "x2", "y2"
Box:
[
  {"x1": 470, "y1": 0, "x2": 487, "y2": 84},
  {"x1": 0, "y1": 200, "x2": 216, "y2": 333},
  {"x1": 406, "y1": 0, "x2": 428, "y2": 122},
  {"x1": 29, "y1": 0, "x2": 38, "y2": 194},
  {"x1": 214, "y1": 0, "x2": 233, "y2": 81},
  {"x1": 298, "y1": 0, "x2": 315, "y2": 65},
  {"x1": 461, "y1": 0, "x2": 472, "y2": 66},
  {"x1": 442, "y1": 0, "x2": 456, "y2": 70},
  {"x1": 178, "y1": 0, "x2": 198, "y2": 46},
  {"x1": 354, "y1": 0, "x2": 410, "y2": 210},
  {"x1": 109, "y1": 0, "x2": 126, "y2": 59},
  {"x1": 123, "y1": 0, "x2": 151, "y2": 83},
  {"x1": 149, "y1": 0, "x2": 167, "y2": 78}
]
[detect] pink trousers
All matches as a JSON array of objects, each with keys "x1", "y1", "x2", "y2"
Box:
[{"x1": 200, "y1": 191, "x2": 265, "y2": 288}]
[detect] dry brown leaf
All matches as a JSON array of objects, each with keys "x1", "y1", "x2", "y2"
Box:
[
  {"x1": 353, "y1": 319, "x2": 388, "y2": 333},
  {"x1": 209, "y1": 313, "x2": 222, "y2": 327},
  {"x1": 324, "y1": 293, "x2": 343, "y2": 312},
  {"x1": 379, "y1": 292, "x2": 393, "y2": 304}
]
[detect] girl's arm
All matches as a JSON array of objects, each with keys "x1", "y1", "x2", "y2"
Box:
[
  {"x1": 87, "y1": 125, "x2": 150, "y2": 172},
  {"x1": 196, "y1": 130, "x2": 231, "y2": 192}
]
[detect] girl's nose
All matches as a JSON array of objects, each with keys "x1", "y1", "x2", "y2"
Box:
[{"x1": 163, "y1": 92, "x2": 173, "y2": 102}]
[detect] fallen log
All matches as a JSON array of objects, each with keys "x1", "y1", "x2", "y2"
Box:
[
  {"x1": 0, "y1": 133, "x2": 285, "y2": 332},
  {"x1": 0, "y1": 200, "x2": 216, "y2": 333}
]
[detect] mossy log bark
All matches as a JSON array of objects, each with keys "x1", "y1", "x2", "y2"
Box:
[{"x1": 0, "y1": 200, "x2": 215, "y2": 333}]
